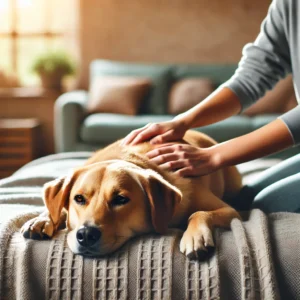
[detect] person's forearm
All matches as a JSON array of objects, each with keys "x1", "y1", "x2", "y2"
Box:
[
  {"x1": 174, "y1": 87, "x2": 242, "y2": 129},
  {"x1": 212, "y1": 119, "x2": 294, "y2": 167}
]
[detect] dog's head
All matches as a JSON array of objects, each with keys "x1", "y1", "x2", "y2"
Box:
[{"x1": 43, "y1": 160, "x2": 182, "y2": 256}]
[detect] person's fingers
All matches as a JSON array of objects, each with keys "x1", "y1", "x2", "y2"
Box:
[
  {"x1": 121, "y1": 126, "x2": 149, "y2": 145},
  {"x1": 159, "y1": 159, "x2": 191, "y2": 171},
  {"x1": 146, "y1": 145, "x2": 177, "y2": 159},
  {"x1": 175, "y1": 166, "x2": 199, "y2": 177},
  {"x1": 130, "y1": 123, "x2": 165, "y2": 145},
  {"x1": 149, "y1": 153, "x2": 180, "y2": 165},
  {"x1": 150, "y1": 129, "x2": 176, "y2": 145},
  {"x1": 175, "y1": 160, "x2": 215, "y2": 177},
  {"x1": 130, "y1": 130, "x2": 154, "y2": 145}
]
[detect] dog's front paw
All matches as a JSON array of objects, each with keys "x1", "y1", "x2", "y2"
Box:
[
  {"x1": 21, "y1": 216, "x2": 54, "y2": 240},
  {"x1": 180, "y1": 224, "x2": 215, "y2": 261}
]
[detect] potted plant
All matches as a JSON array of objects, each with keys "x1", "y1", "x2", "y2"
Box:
[{"x1": 31, "y1": 50, "x2": 76, "y2": 90}]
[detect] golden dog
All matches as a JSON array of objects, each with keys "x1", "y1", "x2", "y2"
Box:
[{"x1": 21, "y1": 130, "x2": 242, "y2": 260}]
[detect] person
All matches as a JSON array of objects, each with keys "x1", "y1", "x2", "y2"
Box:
[{"x1": 122, "y1": 0, "x2": 300, "y2": 213}]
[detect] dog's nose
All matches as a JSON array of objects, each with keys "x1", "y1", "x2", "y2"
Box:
[{"x1": 76, "y1": 226, "x2": 101, "y2": 247}]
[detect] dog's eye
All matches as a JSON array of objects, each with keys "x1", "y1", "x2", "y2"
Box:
[
  {"x1": 111, "y1": 195, "x2": 130, "y2": 206},
  {"x1": 74, "y1": 194, "x2": 86, "y2": 205}
]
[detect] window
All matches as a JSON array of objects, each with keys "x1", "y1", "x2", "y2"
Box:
[{"x1": 0, "y1": 0, "x2": 76, "y2": 86}]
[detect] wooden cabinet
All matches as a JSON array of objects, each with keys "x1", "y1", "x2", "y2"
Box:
[
  {"x1": 0, "y1": 87, "x2": 60, "y2": 158},
  {"x1": 0, "y1": 118, "x2": 41, "y2": 178}
]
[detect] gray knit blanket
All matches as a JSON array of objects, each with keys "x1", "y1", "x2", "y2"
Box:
[{"x1": 0, "y1": 153, "x2": 299, "y2": 300}]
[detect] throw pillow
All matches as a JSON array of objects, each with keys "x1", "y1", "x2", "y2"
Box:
[
  {"x1": 87, "y1": 76, "x2": 151, "y2": 115},
  {"x1": 168, "y1": 78, "x2": 215, "y2": 115}
]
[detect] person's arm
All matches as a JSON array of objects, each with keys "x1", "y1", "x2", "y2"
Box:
[
  {"x1": 124, "y1": 0, "x2": 294, "y2": 147},
  {"x1": 172, "y1": 0, "x2": 293, "y2": 131},
  {"x1": 211, "y1": 119, "x2": 294, "y2": 169},
  {"x1": 280, "y1": 105, "x2": 300, "y2": 145},
  {"x1": 224, "y1": 0, "x2": 291, "y2": 110},
  {"x1": 122, "y1": 87, "x2": 242, "y2": 145},
  {"x1": 174, "y1": 87, "x2": 242, "y2": 130},
  {"x1": 148, "y1": 118, "x2": 294, "y2": 177}
]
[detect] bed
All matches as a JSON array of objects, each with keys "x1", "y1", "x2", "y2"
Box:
[{"x1": 0, "y1": 152, "x2": 299, "y2": 299}]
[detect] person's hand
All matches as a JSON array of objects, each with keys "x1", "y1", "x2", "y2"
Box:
[
  {"x1": 146, "y1": 143, "x2": 222, "y2": 177},
  {"x1": 122, "y1": 119, "x2": 188, "y2": 146}
]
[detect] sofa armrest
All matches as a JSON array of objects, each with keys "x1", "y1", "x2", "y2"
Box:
[{"x1": 54, "y1": 90, "x2": 88, "y2": 153}]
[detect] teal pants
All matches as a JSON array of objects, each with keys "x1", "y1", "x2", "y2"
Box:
[{"x1": 234, "y1": 153, "x2": 300, "y2": 213}]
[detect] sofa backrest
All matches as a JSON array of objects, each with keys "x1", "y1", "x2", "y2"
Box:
[
  {"x1": 90, "y1": 59, "x2": 238, "y2": 115},
  {"x1": 173, "y1": 64, "x2": 238, "y2": 87}
]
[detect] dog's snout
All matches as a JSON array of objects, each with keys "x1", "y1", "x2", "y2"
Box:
[{"x1": 76, "y1": 226, "x2": 101, "y2": 247}]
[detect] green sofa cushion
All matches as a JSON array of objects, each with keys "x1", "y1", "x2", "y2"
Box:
[
  {"x1": 79, "y1": 113, "x2": 279, "y2": 145},
  {"x1": 90, "y1": 60, "x2": 173, "y2": 115},
  {"x1": 80, "y1": 114, "x2": 173, "y2": 143}
]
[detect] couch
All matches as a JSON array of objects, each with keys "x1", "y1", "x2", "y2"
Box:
[{"x1": 54, "y1": 59, "x2": 300, "y2": 159}]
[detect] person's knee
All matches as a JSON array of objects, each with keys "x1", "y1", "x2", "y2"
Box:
[
  {"x1": 252, "y1": 174, "x2": 300, "y2": 213},
  {"x1": 252, "y1": 186, "x2": 282, "y2": 213}
]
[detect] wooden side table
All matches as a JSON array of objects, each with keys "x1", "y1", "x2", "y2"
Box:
[
  {"x1": 0, "y1": 87, "x2": 60, "y2": 156},
  {"x1": 0, "y1": 118, "x2": 41, "y2": 179}
]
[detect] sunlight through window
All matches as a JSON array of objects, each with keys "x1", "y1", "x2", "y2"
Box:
[{"x1": 0, "y1": 0, "x2": 74, "y2": 87}]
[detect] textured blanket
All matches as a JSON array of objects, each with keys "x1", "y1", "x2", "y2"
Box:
[{"x1": 0, "y1": 153, "x2": 299, "y2": 300}]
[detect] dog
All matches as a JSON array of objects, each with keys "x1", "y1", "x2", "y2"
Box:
[{"x1": 21, "y1": 130, "x2": 242, "y2": 260}]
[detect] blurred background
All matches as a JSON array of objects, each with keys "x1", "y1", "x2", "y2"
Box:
[
  {"x1": 0, "y1": 0, "x2": 271, "y2": 89},
  {"x1": 2, "y1": 0, "x2": 285, "y2": 179},
  {"x1": 0, "y1": 0, "x2": 78, "y2": 87}
]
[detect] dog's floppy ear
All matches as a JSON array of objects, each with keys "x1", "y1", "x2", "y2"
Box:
[
  {"x1": 43, "y1": 174, "x2": 75, "y2": 226},
  {"x1": 142, "y1": 172, "x2": 182, "y2": 234}
]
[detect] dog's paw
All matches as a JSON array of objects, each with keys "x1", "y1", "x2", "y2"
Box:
[
  {"x1": 21, "y1": 216, "x2": 54, "y2": 240},
  {"x1": 180, "y1": 224, "x2": 215, "y2": 261}
]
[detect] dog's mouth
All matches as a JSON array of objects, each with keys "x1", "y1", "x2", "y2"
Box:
[
  {"x1": 72, "y1": 241, "x2": 126, "y2": 257},
  {"x1": 67, "y1": 230, "x2": 130, "y2": 257}
]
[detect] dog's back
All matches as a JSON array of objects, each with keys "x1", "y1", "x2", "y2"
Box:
[{"x1": 86, "y1": 130, "x2": 242, "y2": 208}]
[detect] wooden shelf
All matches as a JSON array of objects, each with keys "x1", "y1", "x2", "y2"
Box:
[
  {"x1": 0, "y1": 118, "x2": 42, "y2": 179},
  {"x1": 0, "y1": 87, "x2": 61, "y2": 99}
]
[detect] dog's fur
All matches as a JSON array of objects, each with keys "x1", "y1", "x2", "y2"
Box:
[{"x1": 21, "y1": 130, "x2": 242, "y2": 260}]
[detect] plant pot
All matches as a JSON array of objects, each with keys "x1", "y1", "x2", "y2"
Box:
[{"x1": 39, "y1": 70, "x2": 64, "y2": 90}]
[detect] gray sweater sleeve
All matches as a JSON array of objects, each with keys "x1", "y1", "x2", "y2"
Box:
[
  {"x1": 223, "y1": 0, "x2": 300, "y2": 144},
  {"x1": 224, "y1": 0, "x2": 291, "y2": 107}
]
